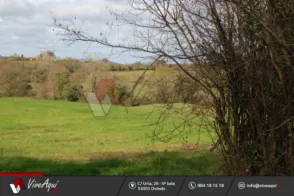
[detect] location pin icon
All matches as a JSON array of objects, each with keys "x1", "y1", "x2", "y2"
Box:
[{"x1": 129, "y1": 182, "x2": 136, "y2": 190}]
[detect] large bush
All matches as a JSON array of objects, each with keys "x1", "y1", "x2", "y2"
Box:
[
  {"x1": 54, "y1": 72, "x2": 82, "y2": 102},
  {"x1": 63, "y1": 59, "x2": 81, "y2": 73},
  {"x1": 31, "y1": 68, "x2": 49, "y2": 83},
  {"x1": 0, "y1": 64, "x2": 34, "y2": 97},
  {"x1": 63, "y1": 84, "x2": 83, "y2": 102}
]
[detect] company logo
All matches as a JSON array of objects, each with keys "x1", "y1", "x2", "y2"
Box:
[
  {"x1": 10, "y1": 178, "x2": 60, "y2": 194},
  {"x1": 10, "y1": 179, "x2": 25, "y2": 194},
  {"x1": 84, "y1": 79, "x2": 114, "y2": 117}
]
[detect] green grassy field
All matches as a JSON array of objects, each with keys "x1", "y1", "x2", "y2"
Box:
[{"x1": 0, "y1": 98, "x2": 220, "y2": 175}]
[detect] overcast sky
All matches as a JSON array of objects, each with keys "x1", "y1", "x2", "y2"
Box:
[{"x1": 0, "y1": 0, "x2": 145, "y2": 63}]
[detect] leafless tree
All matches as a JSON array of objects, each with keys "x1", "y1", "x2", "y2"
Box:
[{"x1": 54, "y1": 0, "x2": 294, "y2": 175}]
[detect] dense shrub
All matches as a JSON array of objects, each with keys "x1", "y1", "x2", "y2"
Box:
[
  {"x1": 54, "y1": 72, "x2": 83, "y2": 102},
  {"x1": 0, "y1": 64, "x2": 34, "y2": 97},
  {"x1": 31, "y1": 68, "x2": 48, "y2": 83},
  {"x1": 116, "y1": 65, "x2": 122, "y2": 71},
  {"x1": 128, "y1": 65, "x2": 133, "y2": 70},
  {"x1": 102, "y1": 58, "x2": 109, "y2": 63},
  {"x1": 64, "y1": 61, "x2": 80, "y2": 73},
  {"x1": 107, "y1": 84, "x2": 131, "y2": 105},
  {"x1": 63, "y1": 84, "x2": 83, "y2": 102},
  {"x1": 54, "y1": 72, "x2": 70, "y2": 100},
  {"x1": 109, "y1": 64, "x2": 116, "y2": 71}
]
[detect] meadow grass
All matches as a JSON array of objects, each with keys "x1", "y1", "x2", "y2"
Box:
[{"x1": 0, "y1": 98, "x2": 220, "y2": 175}]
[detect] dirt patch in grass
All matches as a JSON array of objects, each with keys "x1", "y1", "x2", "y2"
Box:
[
  {"x1": 82, "y1": 144, "x2": 211, "y2": 161},
  {"x1": 102, "y1": 136, "x2": 129, "y2": 142},
  {"x1": 84, "y1": 151, "x2": 149, "y2": 160},
  {"x1": 153, "y1": 143, "x2": 212, "y2": 153}
]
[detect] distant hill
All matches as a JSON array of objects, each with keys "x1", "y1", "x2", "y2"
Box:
[
  {"x1": 132, "y1": 61, "x2": 143, "y2": 65},
  {"x1": 79, "y1": 58, "x2": 87, "y2": 62}
]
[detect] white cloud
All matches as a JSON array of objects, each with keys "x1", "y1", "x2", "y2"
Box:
[
  {"x1": 11, "y1": 35, "x2": 20, "y2": 40},
  {"x1": 0, "y1": 0, "x2": 143, "y2": 63},
  {"x1": 0, "y1": 0, "x2": 37, "y2": 18}
]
